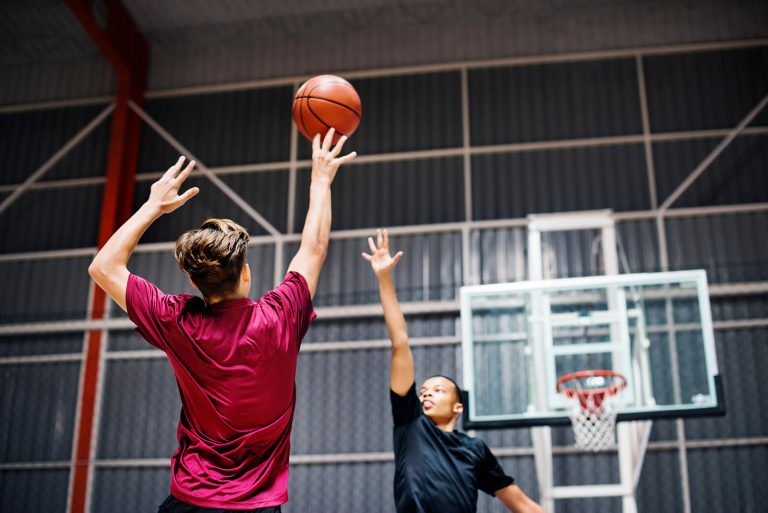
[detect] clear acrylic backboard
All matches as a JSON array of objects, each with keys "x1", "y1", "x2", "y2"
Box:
[{"x1": 460, "y1": 270, "x2": 724, "y2": 428}]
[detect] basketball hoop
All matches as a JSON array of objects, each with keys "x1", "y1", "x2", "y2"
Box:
[{"x1": 557, "y1": 370, "x2": 627, "y2": 452}]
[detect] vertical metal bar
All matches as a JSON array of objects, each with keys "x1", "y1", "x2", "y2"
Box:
[
  {"x1": 84, "y1": 293, "x2": 111, "y2": 513},
  {"x1": 461, "y1": 67, "x2": 473, "y2": 224},
  {"x1": 666, "y1": 289, "x2": 691, "y2": 513},
  {"x1": 461, "y1": 68, "x2": 473, "y2": 286},
  {"x1": 287, "y1": 81, "x2": 301, "y2": 235},
  {"x1": 602, "y1": 223, "x2": 620, "y2": 275},
  {"x1": 67, "y1": 274, "x2": 98, "y2": 513},
  {"x1": 526, "y1": 226, "x2": 554, "y2": 512},
  {"x1": 274, "y1": 238, "x2": 285, "y2": 288},
  {"x1": 677, "y1": 417, "x2": 692, "y2": 513},
  {"x1": 635, "y1": 55, "x2": 658, "y2": 209},
  {"x1": 656, "y1": 216, "x2": 669, "y2": 273},
  {"x1": 65, "y1": 3, "x2": 148, "y2": 508},
  {"x1": 604, "y1": 220, "x2": 639, "y2": 513},
  {"x1": 656, "y1": 184, "x2": 691, "y2": 513},
  {"x1": 617, "y1": 423, "x2": 638, "y2": 513},
  {"x1": 632, "y1": 421, "x2": 654, "y2": 489}
]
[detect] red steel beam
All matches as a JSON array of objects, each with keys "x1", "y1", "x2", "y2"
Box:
[{"x1": 65, "y1": 1, "x2": 148, "y2": 512}]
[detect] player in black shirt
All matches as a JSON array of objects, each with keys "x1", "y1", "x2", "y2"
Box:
[{"x1": 363, "y1": 229, "x2": 545, "y2": 513}]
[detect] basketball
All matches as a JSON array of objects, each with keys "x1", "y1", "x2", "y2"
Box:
[{"x1": 292, "y1": 75, "x2": 362, "y2": 144}]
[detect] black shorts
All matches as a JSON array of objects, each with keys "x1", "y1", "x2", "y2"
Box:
[{"x1": 157, "y1": 495, "x2": 282, "y2": 513}]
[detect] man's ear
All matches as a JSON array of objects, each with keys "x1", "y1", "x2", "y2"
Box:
[
  {"x1": 452, "y1": 402, "x2": 464, "y2": 415},
  {"x1": 241, "y1": 263, "x2": 251, "y2": 283}
]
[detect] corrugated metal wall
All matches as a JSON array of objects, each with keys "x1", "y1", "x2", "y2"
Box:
[{"x1": 1, "y1": 43, "x2": 767, "y2": 513}]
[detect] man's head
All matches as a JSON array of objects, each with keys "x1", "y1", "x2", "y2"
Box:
[
  {"x1": 418, "y1": 375, "x2": 464, "y2": 426},
  {"x1": 175, "y1": 218, "x2": 250, "y2": 300}
]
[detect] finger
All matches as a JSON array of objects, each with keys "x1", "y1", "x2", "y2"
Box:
[
  {"x1": 312, "y1": 133, "x2": 321, "y2": 152},
  {"x1": 322, "y1": 128, "x2": 336, "y2": 151},
  {"x1": 164, "y1": 156, "x2": 185, "y2": 179},
  {"x1": 383, "y1": 229, "x2": 389, "y2": 248},
  {"x1": 178, "y1": 187, "x2": 199, "y2": 204},
  {"x1": 174, "y1": 160, "x2": 196, "y2": 183},
  {"x1": 337, "y1": 151, "x2": 357, "y2": 165},
  {"x1": 376, "y1": 229, "x2": 383, "y2": 248},
  {"x1": 392, "y1": 251, "x2": 404, "y2": 265},
  {"x1": 330, "y1": 135, "x2": 347, "y2": 157},
  {"x1": 367, "y1": 236, "x2": 377, "y2": 254},
  {"x1": 361, "y1": 252, "x2": 372, "y2": 262}
]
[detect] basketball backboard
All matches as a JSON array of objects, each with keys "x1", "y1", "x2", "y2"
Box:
[{"x1": 460, "y1": 270, "x2": 724, "y2": 428}]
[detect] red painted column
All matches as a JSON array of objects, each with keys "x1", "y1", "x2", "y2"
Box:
[{"x1": 65, "y1": 1, "x2": 147, "y2": 511}]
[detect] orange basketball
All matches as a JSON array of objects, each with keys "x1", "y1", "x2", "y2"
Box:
[{"x1": 292, "y1": 75, "x2": 362, "y2": 144}]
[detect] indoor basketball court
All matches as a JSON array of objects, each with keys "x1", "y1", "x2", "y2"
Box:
[{"x1": 1, "y1": 1, "x2": 767, "y2": 513}]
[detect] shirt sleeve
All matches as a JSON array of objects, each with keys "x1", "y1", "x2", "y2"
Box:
[
  {"x1": 125, "y1": 274, "x2": 182, "y2": 351},
  {"x1": 260, "y1": 272, "x2": 317, "y2": 350},
  {"x1": 476, "y1": 440, "x2": 515, "y2": 495},
  {"x1": 390, "y1": 382, "x2": 422, "y2": 426}
]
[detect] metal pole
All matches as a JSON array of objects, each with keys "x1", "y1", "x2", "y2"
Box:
[
  {"x1": 287, "y1": 81, "x2": 301, "y2": 235},
  {"x1": 635, "y1": 54, "x2": 658, "y2": 209}
]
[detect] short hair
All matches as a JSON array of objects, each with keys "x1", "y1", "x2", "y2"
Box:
[
  {"x1": 424, "y1": 375, "x2": 463, "y2": 404},
  {"x1": 174, "y1": 218, "x2": 249, "y2": 299}
]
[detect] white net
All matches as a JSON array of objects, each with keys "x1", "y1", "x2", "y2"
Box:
[{"x1": 566, "y1": 393, "x2": 619, "y2": 452}]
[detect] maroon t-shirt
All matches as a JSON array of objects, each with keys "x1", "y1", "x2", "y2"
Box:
[{"x1": 126, "y1": 271, "x2": 316, "y2": 509}]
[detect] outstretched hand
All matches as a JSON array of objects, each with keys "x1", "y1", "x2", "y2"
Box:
[
  {"x1": 362, "y1": 229, "x2": 403, "y2": 277},
  {"x1": 147, "y1": 156, "x2": 200, "y2": 214},
  {"x1": 312, "y1": 128, "x2": 357, "y2": 185}
]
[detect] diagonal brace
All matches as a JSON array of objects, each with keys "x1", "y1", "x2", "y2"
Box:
[
  {"x1": 0, "y1": 104, "x2": 114, "y2": 217},
  {"x1": 659, "y1": 92, "x2": 768, "y2": 212},
  {"x1": 128, "y1": 100, "x2": 282, "y2": 237}
]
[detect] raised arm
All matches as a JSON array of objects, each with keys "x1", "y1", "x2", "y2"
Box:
[
  {"x1": 362, "y1": 229, "x2": 414, "y2": 396},
  {"x1": 495, "y1": 484, "x2": 546, "y2": 513},
  {"x1": 288, "y1": 128, "x2": 356, "y2": 298},
  {"x1": 88, "y1": 157, "x2": 199, "y2": 311}
]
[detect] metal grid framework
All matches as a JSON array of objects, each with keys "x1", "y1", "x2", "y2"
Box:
[{"x1": 1, "y1": 39, "x2": 768, "y2": 513}]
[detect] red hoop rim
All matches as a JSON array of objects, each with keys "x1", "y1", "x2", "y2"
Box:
[{"x1": 556, "y1": 369, "x2": 627, "y2": 401}]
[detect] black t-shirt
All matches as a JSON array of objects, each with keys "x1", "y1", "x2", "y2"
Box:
[{"x1": 391, "y1": 383, "x2": 515, "y2": 513}]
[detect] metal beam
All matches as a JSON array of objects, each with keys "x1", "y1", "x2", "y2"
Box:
[
  {"x1": 1, "y1": 290, "x2": 768, "y2": 337},
  {"x1": 2, "y1": 126, "x2": 766, "y2": 196},
  {"x1": 64, "y1": 1, "x2": 148, "y2": 512},
  {"x1": 5, "y1": 436, "x2": 768, "y2": 473}
]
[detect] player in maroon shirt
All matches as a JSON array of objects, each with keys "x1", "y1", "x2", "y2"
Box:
[{"x1": 88, "y1": 129, "x2": 355, "y2": 512}]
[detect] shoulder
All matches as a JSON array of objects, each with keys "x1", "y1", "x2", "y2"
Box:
[
  {"x1": 277, "y1": 271, "x2": 312, "y2": 296},
  {"x1": 456, "y1": 431, "x2": 491, "y2": 453},
  {"x1": 390, "y1": 383, "x2": 424, "y2": 427},
  {"x1": 259, "y1": 272, "x2": 313, "y2": 309},
  {"x1": 285, "y1": 270, "x2": 310, "y2": 289},
  {"x1": 453, "y1": 430, "x2": 477, "y2": 444},
  {"x1": 128, "y1": 274, "x2": 198, "y2": 314}
]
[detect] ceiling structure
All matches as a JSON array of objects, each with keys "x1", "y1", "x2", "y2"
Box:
[{"x1": 0, "y1": 0, "x2": 766, "y2": 104}]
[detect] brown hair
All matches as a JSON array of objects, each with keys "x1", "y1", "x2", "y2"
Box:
[{"x1": 174, "y1": 218, "x2": 249, "y2": 299}]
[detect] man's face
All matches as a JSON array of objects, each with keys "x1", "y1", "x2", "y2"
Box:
[{"x1": 418, "y1": 376, "x2": 462, "y2": 422}]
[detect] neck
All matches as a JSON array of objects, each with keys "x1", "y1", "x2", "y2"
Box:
[
  {"x1": 432, "y1": 416, "x2": 458, "y2": 432},
  {"x1": 205, "y1": 291, "x2": 248, "y2": 305}
]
